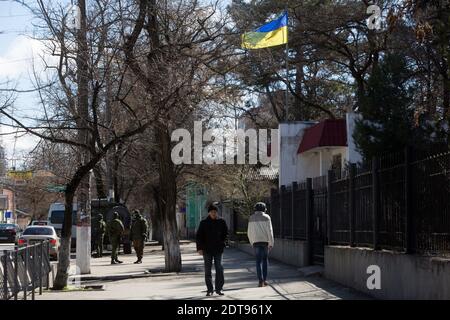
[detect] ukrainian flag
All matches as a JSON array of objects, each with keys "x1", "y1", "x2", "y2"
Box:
[{"x1": 241, "y1": 12, "x2": 288, "y2": 50}]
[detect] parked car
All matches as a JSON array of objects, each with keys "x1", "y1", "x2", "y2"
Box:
[
  {"x1": 47, "y1": 203, "x2": 78, "y2": 248},
  {"x1": 18, "y1": 226, "x2": 60, "y2": 261},
  {"x1": 0, "y1": 224, "x2": 22, "y2": 244}
]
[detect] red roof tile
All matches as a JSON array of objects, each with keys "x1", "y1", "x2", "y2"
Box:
[{"x1": 298, "y1": 119, "x2": 347, "y2": 154}]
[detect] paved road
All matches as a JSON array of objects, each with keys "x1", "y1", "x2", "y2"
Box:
[{"x1": 38, "y1": 243, "x2": 369, "y2": 300}]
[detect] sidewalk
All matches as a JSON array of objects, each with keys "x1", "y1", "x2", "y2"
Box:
[{"x1": 39, "y1": 243, "x2": 369, "y2": 300}]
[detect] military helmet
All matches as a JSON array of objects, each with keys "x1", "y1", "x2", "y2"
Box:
[{"x1": 254, "y1": 202, "x2": 267, "y2": 212}]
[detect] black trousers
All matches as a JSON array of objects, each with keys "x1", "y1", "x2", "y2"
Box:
[{"x1": 203, "y1": 252, "x2": 224, "y2": 293}]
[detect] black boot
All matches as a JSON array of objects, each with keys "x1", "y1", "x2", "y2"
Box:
[
  {"x1": 115, "y1": 259, "x2": 123, "y2": 264},
  {"x1": 111, "y1": 260, "x2": 116, "y2": 265}
]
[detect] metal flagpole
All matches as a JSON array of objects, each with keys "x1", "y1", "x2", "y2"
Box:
[{"x1": 285, "y1": 5, "x2": 289, "y2": 121}]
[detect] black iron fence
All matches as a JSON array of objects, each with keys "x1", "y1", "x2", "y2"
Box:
[
  {"x1": 0, "y1": 241, "x2": 52, "y2": 300},
  {"x1": 270, "y1": 147, "x2": 450, "y2": 257}
]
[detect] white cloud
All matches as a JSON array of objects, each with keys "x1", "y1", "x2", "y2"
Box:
[
  {"x1": 0, "y1": 35, "x2": 51, "y2": 162},
  {"x1": 0, "y1": 124, "x2": 40, "y2": 166},
  {"x1": 0, "y1": 35, "x2": 50, "y2": 80}
]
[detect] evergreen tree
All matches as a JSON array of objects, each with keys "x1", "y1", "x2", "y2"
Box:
[{"x1": 354, "y1": 54, "x2": 415, "y2": 160}]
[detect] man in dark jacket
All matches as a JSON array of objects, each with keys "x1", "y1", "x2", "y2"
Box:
[
  {"x1": 196, "y1": 204, "x2": 228, "y2": 297},
  {"x1": 130, "y1": 210, "x2": 148, "y2": 264}
]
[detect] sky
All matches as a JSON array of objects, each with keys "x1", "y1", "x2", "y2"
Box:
[
  {"x1": 0, "y1": 0, "x2": 42, "y2": 169},
  {"x1": 0, "y1": 0, "x2": 233, "y2": 170}
]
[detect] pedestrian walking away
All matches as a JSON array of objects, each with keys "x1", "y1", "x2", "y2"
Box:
[
  {"x1": 196, "y1": 203, "x2": 228, "y2": 297},
  {"x1": 130, "y1": 209, "x2": 148, "y2": 264},
  {"x1": 247, "y1": 202, "x2": 274, "y2": 287},
  {"x1": 108, "y1": 212, "x2": 125, "y2": 265},
  {"x1": 94, "y1": 214, "x2": 106, "y2": 258}
]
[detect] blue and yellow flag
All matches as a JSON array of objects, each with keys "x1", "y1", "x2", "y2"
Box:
[{"x1": 241, "y1": 12, "x2": 288, "y2": 50}]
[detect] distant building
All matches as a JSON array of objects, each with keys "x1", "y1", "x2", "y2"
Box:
[{"x1": 279, "y1": 113, "x2": 363, "y2": 187}]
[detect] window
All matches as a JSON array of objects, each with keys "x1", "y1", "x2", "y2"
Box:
[
  {"x1": 50, "y1": 210, "x2": 77, "y2": 225},
  {"x1": 331, "y1": 154, "x2": 342, "y2": 173},
  {"x1": 23, "y1": 227, "x2": 54, "y2": 236}
]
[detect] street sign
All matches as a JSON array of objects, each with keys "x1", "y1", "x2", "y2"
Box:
[
  {"x1": 7, "y1": 170, "x2": 33, "y2": 180},
  {"x1": 47, "y1": 184, "x2": 66, "y2": 193}
]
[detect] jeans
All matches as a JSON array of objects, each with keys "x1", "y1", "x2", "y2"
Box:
[
  {"x1": 203, "y1": 253, "x2": 224, "y2": 292},
  {"x1": 254, "y1": 244, "x2": 269, "y2": 282}
]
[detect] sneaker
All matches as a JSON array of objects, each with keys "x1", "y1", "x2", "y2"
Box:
[
  {"x1": 263, "y1": 281, "x2": 268, "y2": 287},
  {"x1": 206, "y1": 292, "x2": 213, "y2": 297},
  {"x1": 216, "y1": 291, "x2": 224, "y2": 296},
  {"x1": 258, "y1": 282, "x2": 264, "y2": 287}
]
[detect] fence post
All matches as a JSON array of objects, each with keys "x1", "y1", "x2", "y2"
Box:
[
  {"x1": 31, "y1": 246, "x2": 35, "y2": 300},
  {"x1": 2, "y1": 250, "x2": 7, "y2": 300},
  {"x1": 14, "y1": 250, "x2": 18, "y2": 300},
  {"x1": 39, "y1": 242, "x2": 43, "y2": 296},
  {"x1": 306, "y1": 178, "x2": 313, "y2": 265},
  {"x1": 292, "y1": 182, "x2": 298, "y2": 239},
  {"x1": 280, "y1": 185, "x2": 286, "y2": 238},
  {"x1": 349, "y1": 163, "x2": 356, "y2": 247},
  {"x1": 372, "y1": 157, "x2": 380, "y2": 250},
  {"x1": 23, "y1": 248, "x2": 28, "y2": 300},
  {"x1": 46, "y1": 242, "x2": 50, "y2": 290},
  {"x1": 405, "y1": 146, "x2": 415, "y2": 254},
  {"x1": 327, "y1": 170, "x2": 333, "y2": 245}
]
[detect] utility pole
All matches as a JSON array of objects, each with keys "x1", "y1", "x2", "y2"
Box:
[{"x1": 73, "y1": 0, "x2": 91, "y2": 275}]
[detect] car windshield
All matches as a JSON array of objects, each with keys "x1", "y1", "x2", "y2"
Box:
[
  {"x1": 23, "y1": 227, "x2": 53, "y2": 236},
  {"x1": 0, "y1": 224, "x2": 15, "y2": 230},
  {"x1": 50, "y1": 210, "x2": 77, "y2": 225}
]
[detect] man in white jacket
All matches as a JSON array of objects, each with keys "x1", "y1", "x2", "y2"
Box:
[{"x1": 247, "y1": 202, "x2": 274, "y2": 287}]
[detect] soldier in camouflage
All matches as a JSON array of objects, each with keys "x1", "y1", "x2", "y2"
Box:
[
  {"x1": 109, "y1": 212, "x2": 124, "y2": 264},
  {"x1": 95, "y1": 214, "x2": 106, "y2": 257},
  {"x1": 130, "y1": 210, "x2": 148, "y2": 264}
]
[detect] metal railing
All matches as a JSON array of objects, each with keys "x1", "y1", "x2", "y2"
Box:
[
  {"x1": 270, "y1": 146, "x2": 450, "y2": 256},
  {"x1": 0, "y1": 241, "x2": 52, "y2": 300}
]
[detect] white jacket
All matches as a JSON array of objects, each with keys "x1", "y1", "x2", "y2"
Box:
[{"x1": 247, "y1": 211, "x2": 274, "y2": 247}]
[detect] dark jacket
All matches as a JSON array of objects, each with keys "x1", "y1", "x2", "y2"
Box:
[
  {"x1": 196, "y1": 216, "x2": 228, "y2": 254},
  {"x1": 130, "y1": 216, "x2": 148, "y2": 241},
  {"x1": 108, "y1": 218, "x2": 124, "y2": 238}
]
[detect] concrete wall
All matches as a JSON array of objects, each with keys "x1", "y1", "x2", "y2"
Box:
[
  {"x1": 325, "y1": 246, "x2": 450, "y2": 300},
  {"x1": 236, "y1": 238, "x2": 309, "y2": 268},
  {"x1": 279, "y1": 122, "x2": 316, "y2": 188}
]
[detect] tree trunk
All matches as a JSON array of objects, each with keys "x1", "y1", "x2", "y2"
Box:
[
  {"x1": 52, "y1": 190, "x2": 75, "y2": 290},
  {"x1": 156, "y1": 125, "x2": 181, "y2": 272},
  {"x1": 151, "y1": 186, "x2": 164, "y2": 244},
  {"x1": 93, "y1": 165, "x2": 106, "y2": 199}
]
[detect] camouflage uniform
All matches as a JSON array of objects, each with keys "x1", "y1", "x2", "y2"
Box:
[
  {"x1": 95, "y1": 214, "x2": 106, "y2": 257},
  {"x1": 130, "y1": 211, "x2": 148, "y2": 264},
  {"x1": 109, "y1": 212, "x2": 124, "y2": 264}
]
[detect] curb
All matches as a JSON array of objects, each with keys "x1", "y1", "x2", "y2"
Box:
[{"x1": 75, "y1": 270, "x2": 201, "y2": 282}]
